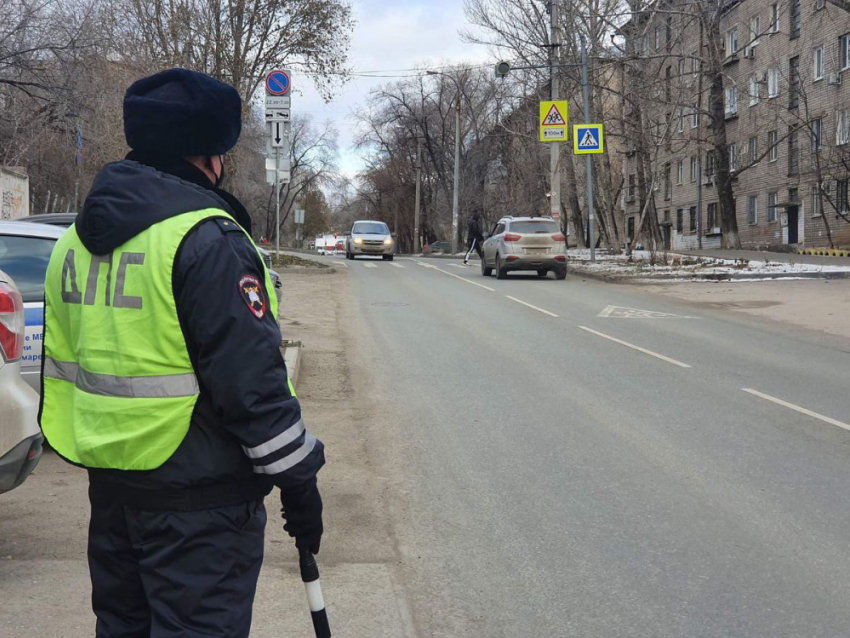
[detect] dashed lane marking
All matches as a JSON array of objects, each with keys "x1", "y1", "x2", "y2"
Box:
[
  {"x1": 742, "y1": 388, "x2": 850, "y2": 433},
  {"x1": 504, "y1": 296, "x2": 559, "y2": 317},
  {"x1": 578, "y1": 326, "x2": 692, "y2": 369}
]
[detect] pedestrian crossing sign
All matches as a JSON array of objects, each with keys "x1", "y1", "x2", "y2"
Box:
[
  {"x1": 573, "y1": 124, "x2": 604, "y2": 154},
  {"x1": 539, "y1": 100, "x2": 569, "y2": 143}
]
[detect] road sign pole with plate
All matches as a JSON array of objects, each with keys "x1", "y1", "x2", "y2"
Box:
[
  {"x1": 538, "y1": 100, "x2": 569, "y2": 143},
  {"x1": 265, "y1": 69, "x2": 291, "y2": 257}
]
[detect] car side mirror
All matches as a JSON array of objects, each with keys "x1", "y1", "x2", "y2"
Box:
[{"x1": 482, "y1": 232, "x2": 491, "y2": 240}]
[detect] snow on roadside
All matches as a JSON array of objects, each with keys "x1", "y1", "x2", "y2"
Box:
[{"x1": 567, "y1": 249, "x2": 850, "y2": 278}]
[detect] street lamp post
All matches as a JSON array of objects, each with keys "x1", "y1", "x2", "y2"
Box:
[{"x1": 427, "y1": 70, "x2": 462, "y2": 254}]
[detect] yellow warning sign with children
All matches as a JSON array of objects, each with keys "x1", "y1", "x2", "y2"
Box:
[{"x1": 539, "y1": 101, "x2": 569, "y2": 142}]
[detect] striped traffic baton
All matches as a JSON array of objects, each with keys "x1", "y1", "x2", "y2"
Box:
[{"x1": 299, "y1": 547, "x2": 331, "y2": 637}]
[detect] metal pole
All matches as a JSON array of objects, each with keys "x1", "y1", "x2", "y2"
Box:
[
  {"x1": 275, "y1": 152, "x2": 281, "y2": 258},
  {"x1": 549, "y1": 0, "x2": 561, "y2": 220},
  {"x1": 414, "y1": 138, "x2": 422, "y2": 253},
  {"x1": 452, "y1": 96, "x2": 461, "y2": 254},
  {"x1": 580, "y1": 34, "x2": 596, "y2": 262}
]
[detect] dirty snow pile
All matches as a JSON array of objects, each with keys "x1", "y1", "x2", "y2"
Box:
[{"x1": 567, "y1": 249, "x2": 850, "y2": 280}]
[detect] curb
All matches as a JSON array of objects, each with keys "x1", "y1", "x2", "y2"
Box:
[
  {"x1": 280, "y1": 340, "x2": 302, "y2": 390},
  {"x1": 568, "y1": 264, "x2": 850, "y2": 283}
]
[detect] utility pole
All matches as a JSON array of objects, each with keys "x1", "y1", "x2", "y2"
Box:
[
  {"x1": 580, "y1": 34, "x2": 596, "y2": 262},
  {"x1": 414, "y1": 138, "x2": 422, "y2": 253},
  {"x1": 548, "y1": 0, "x2": 561, "y2": 220},
  {"x1": 452, "y1": 96, "x2": 461, "y2": 254},
  {"x1": 696, "y1": 19, "x2": 704, "y2": 250}
]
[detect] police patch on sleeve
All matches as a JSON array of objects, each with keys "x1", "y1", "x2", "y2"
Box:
[{"x1": 239, "y1": 275, "x2": 267, "y2": 319}]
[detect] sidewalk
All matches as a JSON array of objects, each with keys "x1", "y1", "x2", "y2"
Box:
[{"x1": 677, "y1": 248, "x2": 850, "y2": 267}]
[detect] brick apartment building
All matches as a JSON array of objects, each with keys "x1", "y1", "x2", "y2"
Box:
[{"x1": 622, "y1": 0, "x2": 850, "y2": 250}]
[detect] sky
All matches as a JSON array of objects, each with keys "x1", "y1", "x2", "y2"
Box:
[{"x1": 292, "y1": 0, "x2": 493, "y2": 178}]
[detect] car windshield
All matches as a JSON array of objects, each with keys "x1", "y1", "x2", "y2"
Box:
[
  {"x1": 352, "y1": 222, "x2": 389, "y2": 235},
  {"x1": 0, "y1": 235, "x2": 57, "y2": 302},
  {"x1": 509, "y1": 220, "x2": 560, "y2": 234}
]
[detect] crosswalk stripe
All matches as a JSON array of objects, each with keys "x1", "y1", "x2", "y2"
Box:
[
  {"x1": 391, "y1": 263, "x2": 404, "y2": 268},
  {"x1": 363, "y1": 263, "x2": 378, "y2": 268}
]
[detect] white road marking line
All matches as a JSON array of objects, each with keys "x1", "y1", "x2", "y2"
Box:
[
  {"x1": 578, "y1": 326, "x2": 692, "y2": 369},
  {"x1": 391, "y1": 263, "x2": 404, "y2": 268},
  {"x1": 363, "y1": 263, "x2": 378, "y2": 268},
  {"x1": 335, "y1": 262, "x2": 348, "y2": 268},
  {"x1": 741, "y1": 388, "x2": 850, "y2": 433},
  {"x1": 425, "y1": 264, "x2": 496, "y2": 291},
  {"x1": 504, "y1": 296, "x2": 559, "y2": 317},
  {"x1": 598, "y1": 305, "x2": 695, "y2": 319}
]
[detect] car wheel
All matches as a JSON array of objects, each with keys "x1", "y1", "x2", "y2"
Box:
[
  {"x1": 386, "y1": 255, "x2": 394, "y2": 261},
  {"x1": 496, "y1": 255, "x2": 508, "y2": 280},
  {"x1": 537, "y1": 269, "x2": 548, "y2": 278},
  {"x1": 555, "y1": 266, "x2": 567, "y2": 280},
  {"x1": 481, "y1": 256, "x2": 493, "y2": 277}
]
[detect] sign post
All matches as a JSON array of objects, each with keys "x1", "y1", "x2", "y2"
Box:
[
  {"x1": 265, "y1": 70, "x2": 292, "y2": 259},
  {"x1": 578, "y1": 35, "x2": 597, "y2": 263}
]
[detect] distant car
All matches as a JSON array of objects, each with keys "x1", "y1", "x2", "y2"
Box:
[
  {"x1": 345, "y1": 220, "x2": 394, "y2": 261},
  {"x1": 481, "y1": 216, "x2": 567, "y2": 280},
  {"x1": 0, "y1": 221, "x2": 65, "y2": 392},
  {"x1": 16, "y1": 212, "x2": 78, "y2": 228},
  {"x1": 423, "y1": 240, "x2": 451, "y2": 255},
  {"x1": 0, "y1": 268, "x2": 43, "y2": 494}
]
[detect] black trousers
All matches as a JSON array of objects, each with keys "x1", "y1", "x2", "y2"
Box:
[
  {"x1": 88, "y1": 499, "x2": 266, "y2": 637},
  {"x1": 464, "y1": 237, "x2": 483, "y2": 260}
]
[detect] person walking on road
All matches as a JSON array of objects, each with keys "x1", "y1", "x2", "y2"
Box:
[
  {"x1": 463, "y1": 213, "x2": 484, "y2": 266},
  {"x1": 39, "y1": 68, "x2": 326, "y2": 638}
]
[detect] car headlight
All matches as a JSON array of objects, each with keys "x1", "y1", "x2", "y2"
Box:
[
  {"x1": 354, "y1": 237, "x2": 364, "y2": 245},
  {"x1": 383, "y1": 237, "x2": 393, "y2": 245}
]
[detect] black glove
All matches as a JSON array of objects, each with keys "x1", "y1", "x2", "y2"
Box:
[{"x1": 280, "y1": 479, "x2": 323, "y2": 554}]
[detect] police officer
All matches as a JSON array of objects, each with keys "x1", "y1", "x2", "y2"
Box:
[{"x1": 39, "y1": 68, "x2": 325, "y2": 637}]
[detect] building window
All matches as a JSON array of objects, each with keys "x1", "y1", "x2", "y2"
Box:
[
  {"x1": 707, "y1": 202, "x2": 718, "y2": 228},
  {"x1": 814, "y1": 46, "x2": 825, "y2": 81},
  {"x1": 768, "y1": 191, "x2": 778, "y2": 221},
  {"x1": 768, "y1": 68, "x2": 779, "y2": 98},
  {"x1": 666, "y1": 16, "x2": 673, "y2": 52},
  {"x1": 730, "y1": 142, "x2": 738, "y2": 172},
  {"x1": 789, "y1": 56, "x2": 800, "y2": 109},
  {"x1": 790, "y1": 0, "x2": 801, "y2": 38},
  {"x1": 788, "y1": 128, "x2": 800, "y2": 175},
  {"x1": 689, "y1": 206, "x2": 697, "y2": 232},
  {"x1": 770, "y1": 3, "x2": 780, "y2": 33},
  {"x1": 812, "y1": 185, "x2": 823, "y2": 217},
  {"x1": 816, "y1": 0, "x2": 825, "y2": 9},
  {"x1": 749, "y1": 77, "x2": 760, "y2": 106},
  {"x1": 838, "y1": 109, "x2": 850, "y2": 145},
  {"x1": 678, "y1": 108, "x2": 685, "y2": 132},
  {"x1": 768, "y1": 130, "x2": 778, "y2": 161},
  {"x1": 726, "y1": 27, "x2": 739, "y2": 56},
  {"x1": 665, "y1": 66, "x2": 672, "y2": 102},
  {"x1": 678, "y1": 58, "x2": 685, "y2": 76},
  {"x1": 677, "y1": 160, "x2": 684, "y2": 184},
  {"x1": 725, "y1": 86, "x2": 738, "y2": 117},
  {"x1": 664, "y1": 163, "x2": 672, "y2": 200},
  {"x1": 748, "y1": 195, "x2": 758, "y2": 224},
  {"x1": 663, "y1": 209, "x2": 670, "y2": 223},
  {"x1": 706, "y1": 150, "x2": 715, "y2": 176},
  {"x1": 676, "y1": 208, "x2": 684, "y2": 233},
  {"x1": 628, "y1": 174, "x2": 636, "y2": 198},
  {"x1": 691, "y1": 55, "x2": 699, "y2": 75},
  {"x1": 690, "y1": 156, "x2": 698, "y2": 182},
  {"x1": 749, "y1": 135, "x2": 758, "y2": 164},
  {"x1": 842, "y1": 34, "x2": 850, "y2": 70},
  {"x1": 811, "y1": 118, "x2": 823, "y2": 152},
  {"x1": 748, "y1": 15, "x2": 761, "y2": 54},
  {"x1": 838, "y1": 180, "x2": 849, "y2": 213},
  {"x1": 655, "y1": 24, "x2": 663, "y2": 50},
  {"x1": 692, "y1": 104, "x2": 699, "y2": 128}
]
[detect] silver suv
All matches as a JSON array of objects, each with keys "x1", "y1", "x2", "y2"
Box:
[{"x1": 481, "y1": 217, "x2": 567, "y2": 280}]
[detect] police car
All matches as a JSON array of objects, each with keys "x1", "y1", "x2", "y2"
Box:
[{"x1": 0, "y1": 221, "x2": 65, "y2": 393}]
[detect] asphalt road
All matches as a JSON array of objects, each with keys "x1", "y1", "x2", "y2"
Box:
[{"x1": 325, "y1": 253, "x2": 850, "y2": 638}]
